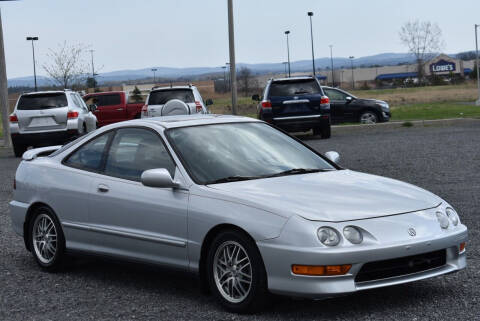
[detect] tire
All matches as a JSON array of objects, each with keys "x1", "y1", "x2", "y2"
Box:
[
  {"x1": 313, "y1": 125, "x2": 331, "y2": 139},
  {"x1": 359, "y1": 111, "x2": 378, "y2": 124},
  {"x1": 207, "y1": 230, "x2": 269, "y2": 313},
  {"x1": 13, "y1": 142, "x2": 26, "y2": 158},
  {"x1": 28, "y1": 206, "x2": 66, "y2": 272}
]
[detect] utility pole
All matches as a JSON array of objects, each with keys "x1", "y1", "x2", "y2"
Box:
[
  {"x1": 0, "y1": 9, "x2": 10, "y2": 147},
  {"x1": 284, "y1": 30, "x2": 291, "y2": 77},
  {"x1": 89, "y1": 49, "x2": 96, "y2": 89},
  {"x1": 329, "y1": 45, "x2": 334, "y2": 87},
  {"x1": 475, "y1": 24, "x2": 480, "y2": 106},
  {"x1": 307, "y1": 12, "x2": 316, "y2": 76},
  {"x1": 227, "y1": 0, "x2": 237, "y2": 115},
  {"x1": 349, "y1": 56, "x2": 355, "y2": 89},
  {"x1": 26, "y1": 36, "x2": 38, "y2": 91}
]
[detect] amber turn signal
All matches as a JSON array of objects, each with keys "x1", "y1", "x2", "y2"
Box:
[
  {"x1": 292, "y1": 264, "x2": 351, "y2": 276},
  {"x1": 459, "y1": 242, "x2": 466, "y2": 252}
]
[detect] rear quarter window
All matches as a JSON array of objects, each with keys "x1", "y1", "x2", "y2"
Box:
[
  {"x1": 17, "y1": 93, "x2": 68, "y2": 110},
  {"x1": 268, "y1": 79, "x2": 321, "y2": 97},
  {"x1": 148, "y1": 89, "x2": 195, "y2": 105}
]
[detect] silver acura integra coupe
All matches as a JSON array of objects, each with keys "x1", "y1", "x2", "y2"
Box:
[{"x1": 10, "y1": 115, "x2": 467, "y2": 313}]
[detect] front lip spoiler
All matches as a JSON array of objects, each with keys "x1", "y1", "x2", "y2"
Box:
[{"x1": 298, "y1": 202, "x2": 442, "y2": 223}]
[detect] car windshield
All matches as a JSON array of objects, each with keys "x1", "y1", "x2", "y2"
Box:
[
  {"x1": 17, "y1": 93, "x2": 68, "y2": 110},
  {"x1": 166, "y1": 122, "x2": 335, "y2": 185},
  {"x1": 269, "y1": 79, "x2": 321, "y2": 97},
  {"x1": 148, "y1": 89, "x2": 195, "y2": 105}
]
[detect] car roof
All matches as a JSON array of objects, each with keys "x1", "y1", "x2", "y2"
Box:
[
  {"x1": 151, "y1": 85, "x2": 196, "y2": 92},
  {"x1": 84, "y1": 91, "x2": 125, "y2": 96},
  {"x1": 114, "y1": 114, "x2": 261, "y2": 129},
  {"x1": 21, "y1": 90, "x2": 69, "y2": 96},
  {"x1": 270, "y1": 76, "x2": 315, "y2": 82}
]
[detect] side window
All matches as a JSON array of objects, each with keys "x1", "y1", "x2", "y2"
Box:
[
  {"x1": 104, "y1": 128, "x2": 176, "y2": 182},
  {"x1": 324, "y1": 88, "x2": 347, "y2": 101},
  {"x1": 64, "y1": 132, "x2": 112, "y2": 171},
  {"x1": 70, "y1": 94, "x2": 82, "y2": 108}
]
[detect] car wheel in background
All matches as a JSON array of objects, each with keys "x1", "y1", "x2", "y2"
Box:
[
  {"x1": 360, "y1": 111, "x2": 378, "y2": 124},
  {"x1": 29, "y1": 206, "x2": 66, "y2": 272},
  {"x1": 207, "y1": 229, "x2": 269, "y2": 313},
  {"x1": 12, "y1": 142, "x2": 26, "y2": 158}
]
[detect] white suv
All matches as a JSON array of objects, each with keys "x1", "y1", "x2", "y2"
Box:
[
  {"x1": 141, "y1": 85, "x2": 212, "y2": 118},
  {"x1": 9, "y1": 90, "x2": 97, "y2": 157}
]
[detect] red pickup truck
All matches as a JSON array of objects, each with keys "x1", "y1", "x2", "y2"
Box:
[{"x1": 83, "y1": 91, "x2": 143, "y2": 127}]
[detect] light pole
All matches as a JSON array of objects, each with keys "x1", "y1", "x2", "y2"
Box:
[
  {"x1": 89, "y1": 49, "x2": 97, "y2": 89},
  {"x1": 0, "y1": 8, "x2": 11, "y2": 147},
  {"x1": 307, "y1": 12, "x2": 316, "y2": 76},
  {"x1": 349, "y1": 56, "x2": 355, "y2": 89},
  {"x1": 151, "y1": 68, "x2": 157, "y2": 84},
  {"x1": 227, "y1": 0, "x2": 238, "y2": 115},
  {"x1": 282, "y1": 62, "x2": 288, "y2": 78},
  {"x1": 284, "y1": 30, "x2": 291, "y2": 77},
  {"x1": 26, "y1": 36, "x2": 38, "y2": 91},
  {"x1": 329, "y1": 45, "x2": 334, "y2": 87},
  {"x1": 475, "y1": 24, "x2": 480, "y2": 106}
]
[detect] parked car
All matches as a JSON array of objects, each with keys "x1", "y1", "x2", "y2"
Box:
[
  {"x1": 83, "y1": 91, "x2": 144, "y2": 127},
  {"x1": 256, "y1": 76, "x2": 331, "y2": 138},
  {"x1": 142, "y1": 85, "x2": 211, "y2": 118},
  {"x1": 10, "y1": 115, "x2": 467, "y2": 313},
  {"x1": 9, "y1": 90, "x2": 97, "y2": 157},
  {"x1": 322, "y1": 86, "x2": 391, "y2": 124}
]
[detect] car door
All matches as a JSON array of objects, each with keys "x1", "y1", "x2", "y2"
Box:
[
  {"x1": 89, "y1": 94, "x2": 124, "y2": 126},
  {"x1": 323, "y1": 88, "x2": 348, "y2": 123},
  {"x1": 87, "y1": 127, "x2": 189, "y2": 268}
]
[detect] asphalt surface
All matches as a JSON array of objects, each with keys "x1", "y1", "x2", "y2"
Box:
[{"x1": 1, "y1": 120, "x2": 479, "y2": 321}]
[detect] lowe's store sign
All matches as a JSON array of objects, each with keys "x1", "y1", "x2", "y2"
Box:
[{"x1": 430, "y1": 59, "x2": 456, "y2": 73}]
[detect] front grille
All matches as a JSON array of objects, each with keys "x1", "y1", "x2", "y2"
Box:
[{"x1": 355, "y1": 249, "x2": 447, "y2": 283}]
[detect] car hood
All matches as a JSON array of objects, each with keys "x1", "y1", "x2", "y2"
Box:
[{"x1": 206, "y1": 170, "x2": 441, "y2": 222}]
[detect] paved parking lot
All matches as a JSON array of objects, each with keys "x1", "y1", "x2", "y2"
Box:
[{"x1": 1, "y1": 120, "x2": 479, "y2": 321}]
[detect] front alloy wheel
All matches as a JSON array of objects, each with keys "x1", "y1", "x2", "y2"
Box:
[{"x1": 360, "y1": 111, "x2": 378, "y2": 124}]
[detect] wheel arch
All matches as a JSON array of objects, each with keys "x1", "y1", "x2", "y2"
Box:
[
  {"x1": 359, "y1": 108, "x2": 381, "y2": 121},
  {"x1": 23, "y1": 202, "x2": 57, "y2": 251}
]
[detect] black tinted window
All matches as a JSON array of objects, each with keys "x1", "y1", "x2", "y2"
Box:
[
  {"x1": 104, "y1": 128, "x2": 175, "y2": 181},
  {"x1": 323, "y1": 88, "x2": 348, "y2": 100},
  {"x1": 148, "y1": 89, "x2": 195, "y2": 105},
  {"x1": 268, "y1": 79, "x2": 321, "y2": 97},
  {"x1": 94, "y1": 94, "x2": 121, "y2": 107},
  {"x1": 64, "y1": 132, "x2": 112, "y2": 171},
  {"x1": 17, "y1": 93, "x2": 68, "y2": 110}
]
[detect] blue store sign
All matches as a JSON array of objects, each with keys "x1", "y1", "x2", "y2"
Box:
[{"x1": 430, "y1": 59, "x2": 456, "y2": 73}]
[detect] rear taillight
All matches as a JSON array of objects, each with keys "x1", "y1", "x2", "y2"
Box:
[
  {"x1": 9, "y1": 114, "x2": 18, "y2": 122},
  {"x1": 195, "y1": 101, "x2": 203, "y2": 113},
  {"x1": 67, "y1": 111, "x2": 79, "y2": 119},
  {"x1": 320, "y1": 96, "x2": 330, "y2": 104},
  {"x1": 261, "y1": 101, "x2": 272, "y2": 108},
  {"x1": 141, "y1": 105, "x2": 148, "y2": 116}
]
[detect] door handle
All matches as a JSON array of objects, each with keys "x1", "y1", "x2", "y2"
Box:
[
  {"x1": 116, "y1": 108, "x2": 123, "y2": 111},
  {"x1": 97, "y1": 184, "x2": 109, "y2": 193}
]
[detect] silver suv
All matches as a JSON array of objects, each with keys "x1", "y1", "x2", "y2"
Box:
[
  {"x1": 9, "y1": 90, "x2": 97, "y2": 157},
  {"x1": 141, "y1": 85, "x2": 212, "y2": 118}
]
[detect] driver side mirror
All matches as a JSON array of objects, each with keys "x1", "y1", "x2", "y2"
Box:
[
  {"x1": 141, "y1": 168, "x2": 179, "y2": 188},
  {"x1": 205, "y1": 99, "x2": 213, "y2": 106},
  {"x1": 88, "y1": 104, "x2": 98, "y2": 112},
  {"x1": 252, "y1": 94, "x2": 261, "y2": 101},
  {"x1": 345, "y1": 96, "x2": 353, "y2": 104},
  {"x1": 324, "y1": 151, "x2": 340, "y2": 164}
]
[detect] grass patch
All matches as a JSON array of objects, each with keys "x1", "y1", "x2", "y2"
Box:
[
  {"x1": 391, "y1": 102, "x2": 480, "y2": 121},
  {"x1": 402, "y1": 121, "x2": 414, "y2": 127}
]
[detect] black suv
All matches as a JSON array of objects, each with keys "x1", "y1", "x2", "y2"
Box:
[
  {"x1": 257, "y1": 76, "x2": 331, "y2": 138},
  {"x1": 322, "y1": 86, "x2": 391, "y2": 124}
]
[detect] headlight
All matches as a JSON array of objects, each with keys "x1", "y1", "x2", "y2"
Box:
[
  {"x1": 343, "y1": 226, "x2": 363, "y2": 244},
  {"x1": 317, "y1": 227, "x2": 340, "y2": 246},
  {"x1": 436, "y1": 211, "x2": 449, "y2": 229},
  {"x1": 378, "y1": 102, "x2": 389, "y2": 110},
  {"x1": 446, "y1": 207, "x2": 459, "y2": 226}
]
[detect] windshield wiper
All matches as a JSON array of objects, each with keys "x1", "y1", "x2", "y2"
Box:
[
  {"x1": 265, "y1": 168, "x2": 332, "y2": 178},
  {"x1": 206, "y1": 175, "x2": 261, "y2": 184}
]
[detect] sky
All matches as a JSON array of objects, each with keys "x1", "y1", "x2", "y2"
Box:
[{"x1": 1, "y1": 0, "x2": 479, "y2": 78}]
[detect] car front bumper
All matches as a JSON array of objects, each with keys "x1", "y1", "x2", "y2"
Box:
[{"x1": 257, "y1": 212, "x2": 467, "y2": 298}]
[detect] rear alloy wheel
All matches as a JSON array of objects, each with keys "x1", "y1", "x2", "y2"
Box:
[
  {"x1": 207, "y1": 230, "x2": 269, "y2": 313},
  {"x1": 360, "y1": 111, "x2": 378, "y2": 124},
  {"x1": 29, "y1": 207, "x2": 65, "y2": 271}
]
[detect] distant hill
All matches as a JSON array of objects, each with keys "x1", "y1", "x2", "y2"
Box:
[{"x1": 7, "y1": 52, "x2": 422, "y2": 88}]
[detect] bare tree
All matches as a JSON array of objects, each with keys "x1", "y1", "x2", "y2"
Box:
[
  {"x1": 399, "y1": 20, "x2": 444, "y2": 81},
  {"x1": 237, "y1": 67, "x2": 253, "y2": 97},
  {"x1": 43, "y1": 41, "x2": 88, "y2": 89}
]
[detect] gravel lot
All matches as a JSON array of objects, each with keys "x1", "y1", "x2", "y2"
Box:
[{"x1": 1, "y1": 120, "x2": 479, "y2": 321}]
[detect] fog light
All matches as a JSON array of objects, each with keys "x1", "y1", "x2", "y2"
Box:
[
  {"x1": 292, "y1": 264, "x2": 351, "y2": 276},
  {"x1": 436, "y1": 211, "x2": 449, "y2": 229},
  {"x1": 459, "y1": 242, "x2": 466, "y2": 253}
]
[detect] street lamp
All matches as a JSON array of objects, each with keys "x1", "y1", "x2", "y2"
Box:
[
  {"x1": 282, "y1": 62, "x2": 288, "y2": 78},
  {"x1": 329, "y1": 45, "x2": 334, "y2": 87},
  {"x1": 349, "y1": 56, "x2": 355, "y2": 89},
  {"x1": 26, "y1": 36, "x2": 38, "y2": 91},
  {"x1": 475, "y1": 24, "x2": 480, "y2": 106},
  {"x1": 307, "y1": 12, "x2": 316, "y2": 76},
  {"x1": 151, "y1": 68, "x2": 158, "y2": 83},
  {"x1": 284, "y1": 30, "x2": 291, "y2": 77}
]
